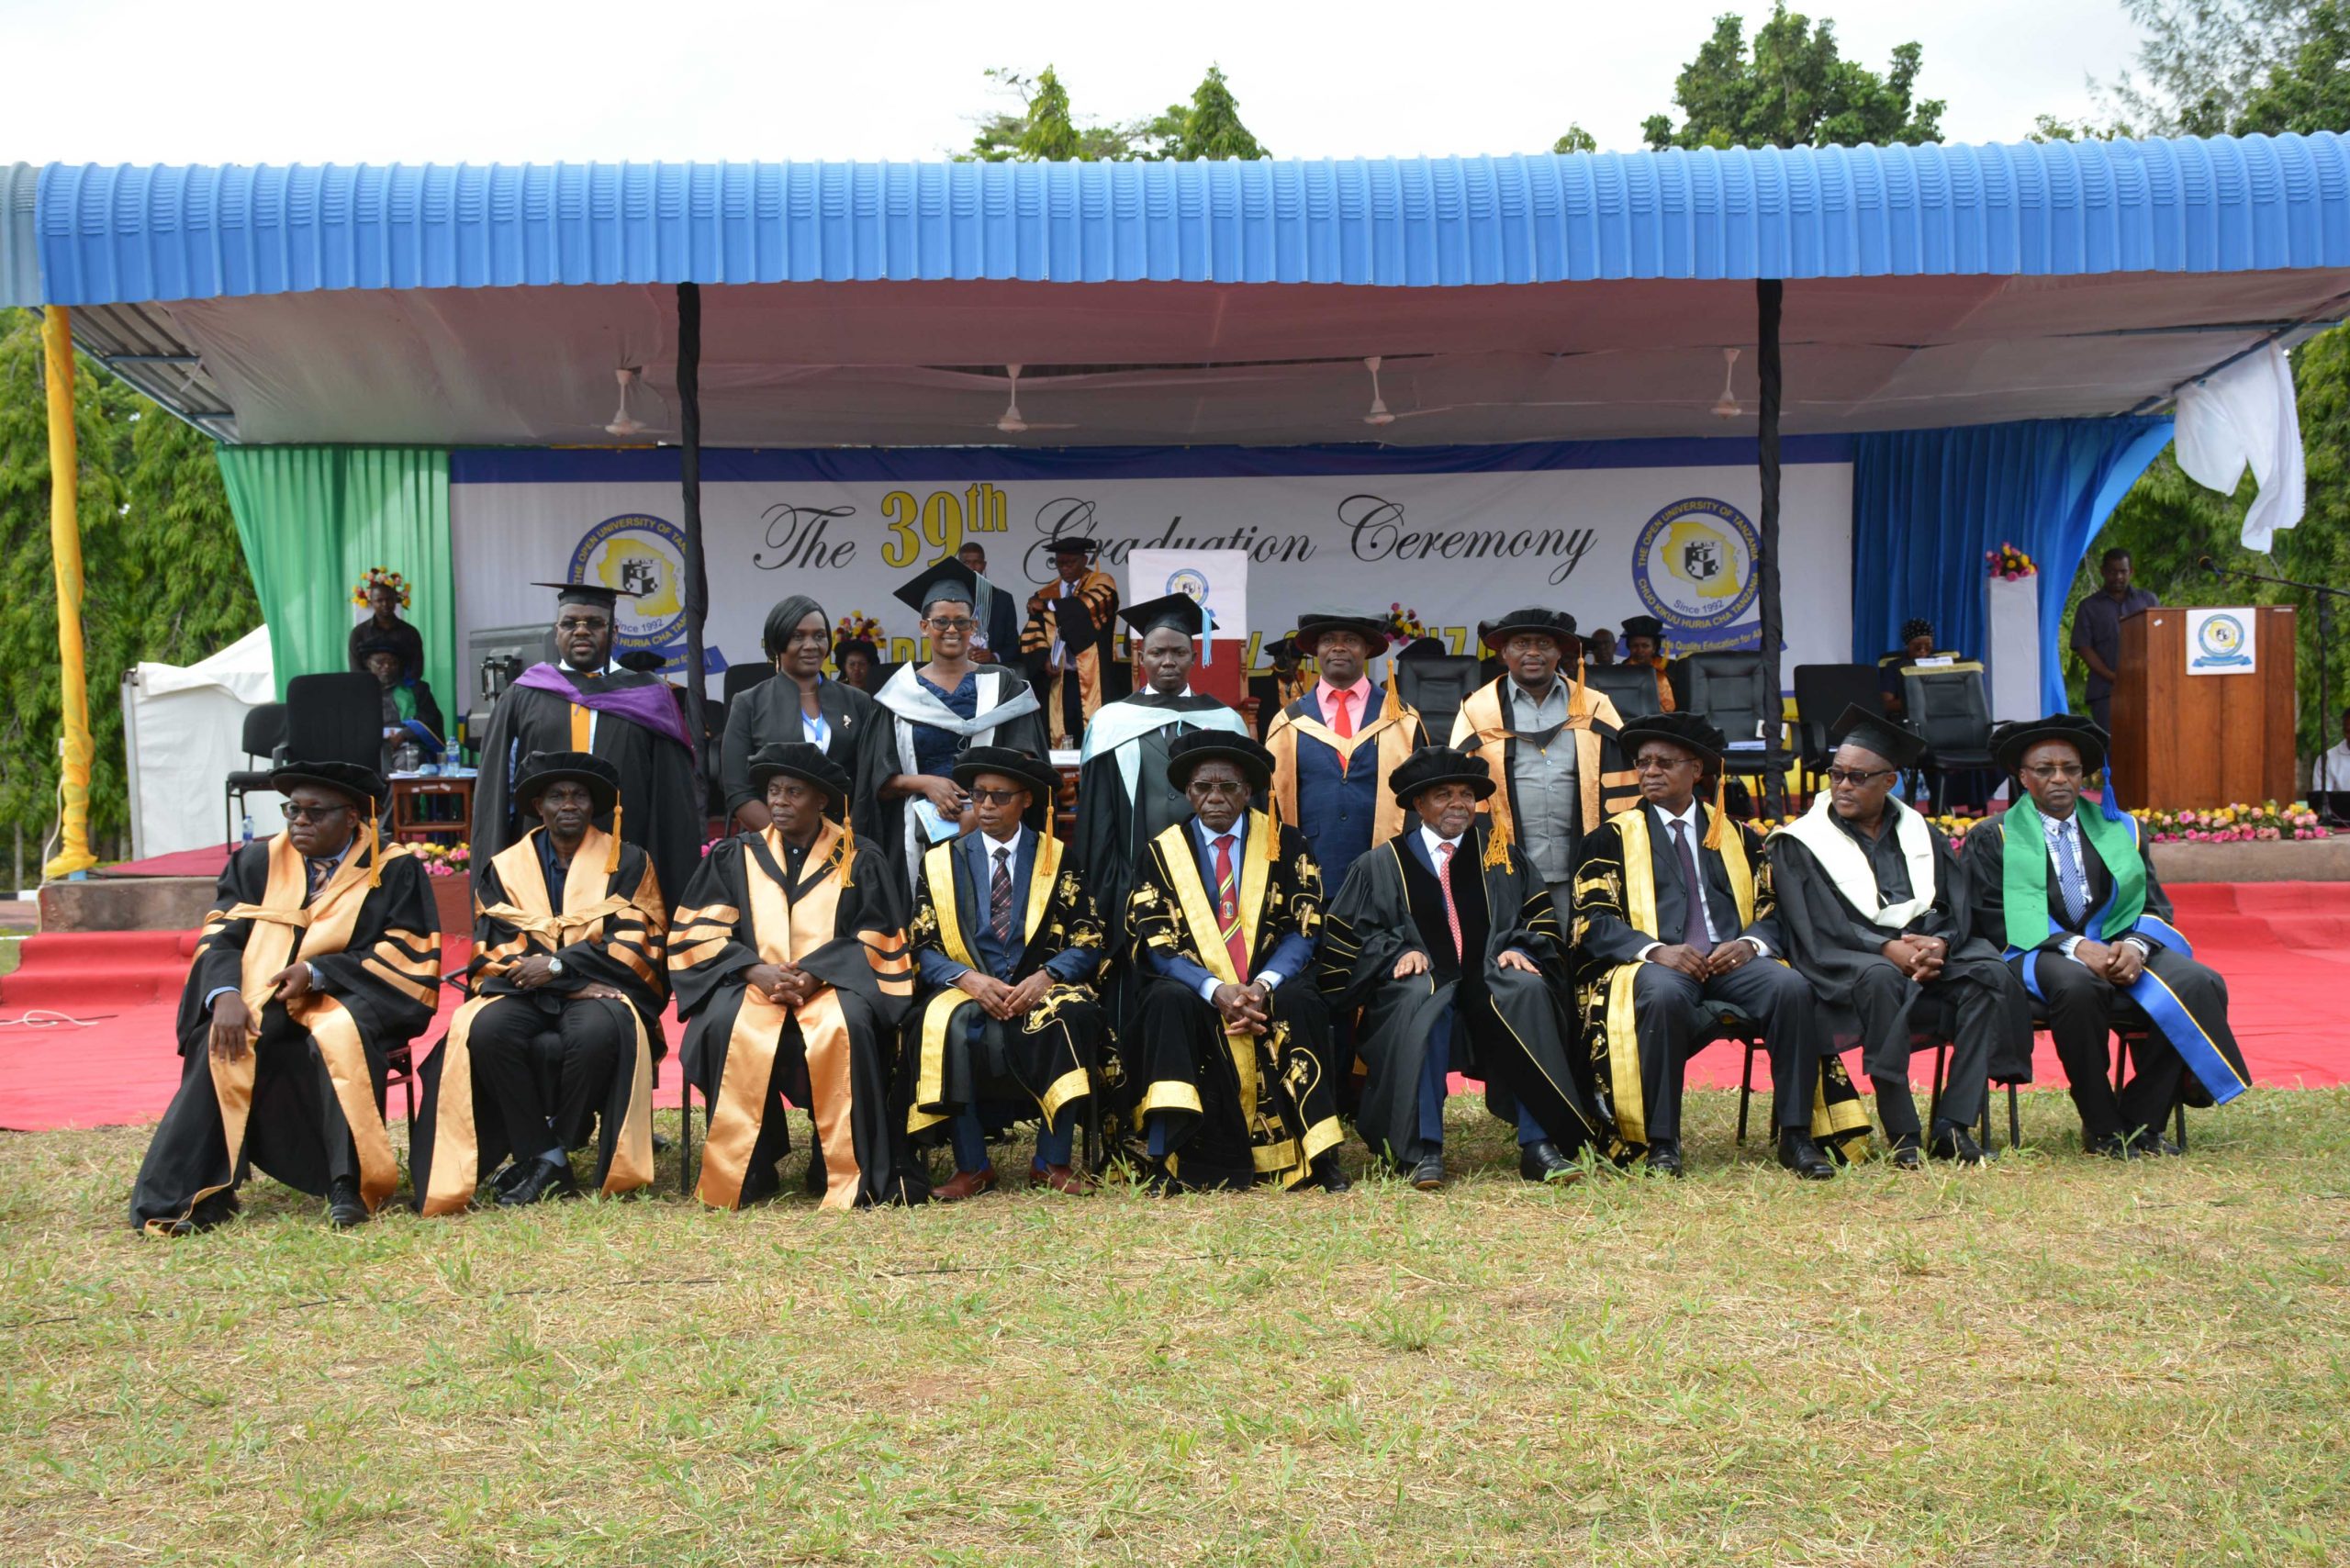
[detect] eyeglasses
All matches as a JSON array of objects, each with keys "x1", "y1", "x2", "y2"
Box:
[
  {"x1": 1633, "y1": 755, "x2": 1697, "y2": 773},
  {"x1": 968, "y1": 788, "x2": 1027, "y2": 806},
  {"x1": 926, "y1": 617, "x2": 976, "y2": 633},
  {"x1": 1825, "y1": 767, "x2": 1896, "y2": 787},
  {"x1": 1188, "y1": 778, "x2": 1251, "y2": 798},
  {"x1": 283, "y1": 802, "x2": 352, "y2": 822},
  {"x1": 2022, "y1": 762, "x2": 2087, "y2": 779}
]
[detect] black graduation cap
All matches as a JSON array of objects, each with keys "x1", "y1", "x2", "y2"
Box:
[
  {"x1": 1619, "y1": 614, "x2": 1665, "y2": 641},
  {"x1": 1829, "y1": 703, "x2": 1927, "y2": 769},
  {"x1": 530, "y1": 580, "x2": 639, "y2": 610},
  {"x1": 1120, "y1": 592, "x2": 1213, "y2": 638},
  {"x1": 1037, "y1": 535, "x2": 1101, "y2": 557},
  {"x1": 891, "y1": 559, "x2": 982, "y2": 617}
]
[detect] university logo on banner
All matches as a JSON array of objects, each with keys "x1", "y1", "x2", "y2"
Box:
[
  {"x1": 1631, "y1": 497, "x2": 1761, "y2": 649},
  {"x1": 570, "y1": 514, "x2": 688, "y2": 656},
  {"x1": 2185, "y1": 608, "x2": 2256, "y2": 676}
]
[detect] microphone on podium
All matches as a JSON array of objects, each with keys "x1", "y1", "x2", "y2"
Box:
[{"x1": 2199, "y1": 556, "x2": 2221, "y2": 577}]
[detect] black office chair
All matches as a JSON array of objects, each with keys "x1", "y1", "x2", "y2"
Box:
[
  {"x1": 222, "y1": 700, "x2": 288, "y2": 843},
  {"x1": 1791, "y1": 664, "x2": 1885, "y2": 794},
  {"x1": 1582, "y1": 663, "x2": 1664, "y2": 721},
  {"x1": 1393, "y1": 654, "x2": 1482, "y2": 746},
  {"x1": 721, "y1": 662, "x2": 774, "y2": 703},
  {"x1": 1901, "y1": 664, "x2": 1996, "y2": 814},
  {"x1": 284, "y1": 672, "x2": 386, "y2": 771},
  {"x1": 1677, "y1": 653, "x2": 1792, "y2": 816}
]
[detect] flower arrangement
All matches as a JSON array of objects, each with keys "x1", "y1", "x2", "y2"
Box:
[
  {"x1": 834, "y1": 611, "x2": 883, "y2": 645},
  {"x1": 352, "y1": 566, "x2": 411, "y2": 609},
  {"x1": 1384, "y1": 603, "x2": 1427, "y2": 644},
  {"x1": 412, "y1": 841, "x2": 471, "y2": 878},
  {"x1": 2134, "y1": 802, "x2": 2326, "y2": 844},
  {"x1": 1984, "y1": 543, "x2": 2036, "y2": 581}
]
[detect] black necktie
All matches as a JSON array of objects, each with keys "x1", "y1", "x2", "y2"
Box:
[
  {"x1": 990, "y1": 846, "x2": 1015, "y2": 943},
  {"x1": 1672, "y1": 820, "x2": 1708, "y2": 948}
]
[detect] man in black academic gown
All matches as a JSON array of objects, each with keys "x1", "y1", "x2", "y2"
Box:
[
  {"x1": 1020, "y1": 536, "x2": 1122, "y2": 748},
  {"x1": 1767, "y1": 706, "x2": 2030, "y2": 1167},
  {"x1": 904, "y1": 746, "x2": 1108, "y2": 1199},
  {"x1": 129, "y1": 761, "x2": 441, "y2": 1234},
  {"x1": 671, "y1": 742, "x2": 920, "y2": 1210},
  {"x1": 1073, "y1": 594, "x2": 1250, "y2": 1021},
  {"x1": 1962, "y1": 715, "x2": 2249, "y2": 1156},
  {"x1": 1571, "y1": 714, "x2": 1855, "y2": 1179},
  {"x1": 411, "y1": 753, "x2": 667, "y2": 1214},
  {"x1": 857, "y1": 559, "x2": 1050, "y2": 898},
  {"x1": 470, "y1": 580, "x2": 700, "y2": 921},
  {"x1": 360, "y1": 638, "x2": 445, "y2": 772},
  {"x1": 1124, "y1": 732, "x2": 1348, "y2": 1193},
  {"x1": 1319, "y1": 747, "x2": 1600, "y2": 1190}
]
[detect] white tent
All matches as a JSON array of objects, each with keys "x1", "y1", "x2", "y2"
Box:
[{"x1": 121, "y1": 627, "x2": 285, "y2": 859}]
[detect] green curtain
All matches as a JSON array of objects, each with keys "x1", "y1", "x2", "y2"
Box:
[{"x1": 216, "y1": 446, "x2": 453, "y2": 702}]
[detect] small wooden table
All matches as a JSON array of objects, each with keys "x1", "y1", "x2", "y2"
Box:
[{"x1": 390, "y1": 776, "x2": 475, "y2": 844}]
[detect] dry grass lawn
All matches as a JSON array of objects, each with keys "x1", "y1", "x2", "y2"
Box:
[{"x1": 3, "y1": 1088, "x2": 2346, "y2": 1566}]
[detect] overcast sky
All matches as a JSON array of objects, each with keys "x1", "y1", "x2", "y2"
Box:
[{"x1": 1, "y1": 0, "x2": 2144, "y2": 165}]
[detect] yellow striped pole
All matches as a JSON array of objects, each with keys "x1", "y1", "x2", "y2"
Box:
[{"x1": 41, "y1": 305, "x2": 96, "y2": 878}]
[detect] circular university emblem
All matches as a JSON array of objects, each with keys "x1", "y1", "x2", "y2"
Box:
[
  {"x1": 568, "y1": 513, "x2": 688, "y2": 655},
  {"x1": 1165, "y1": 567, "x2": 1211, "y2": 601},
  {"x1": 1631, "y1": 498, "x2": 1761, "y2": 633},
  {"x1": 2196, "y1": 611, "x2": 2249, "y2": 664}
]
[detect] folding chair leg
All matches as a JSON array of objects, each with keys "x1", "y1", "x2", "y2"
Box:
[
  {"x1": 2007, "y1": 1084, "x2": 2021, "y2": 1151},
  {"x1": 1735, "y1": 1042, "x2": 1756, "y2": 1146},
  {"x1": 678, "y1": 1081, "x2": 696, "y2": 1195},
  {"x1": 1929, "y1": 1041, "x2": 1950, "y2": 1127},
  {"x1": 2175, "y1": 1099, "x2": 2188, "y2": 1153}
]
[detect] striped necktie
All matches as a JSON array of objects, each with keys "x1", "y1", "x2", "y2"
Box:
[
  {"x1": 2052, "y1": 817, "x2": 2089, "y2": 926},
  {"x1": 1435, "y1": 841, "x2": 1463, "y2": 959},
  {"x1": 1213, "y1": 833, "x2": 1249, "y2": 980},
  {"x1": 990, "y1": 846, "x2": 1015, "y2": 944}
]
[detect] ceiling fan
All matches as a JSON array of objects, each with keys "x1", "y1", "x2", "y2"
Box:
[
  {"x1": 988, "y1": 364, "x2": 1079, "y2": 434},
  {"x1": 604, "y1": 366, "x2": 673, "y2": 439}
]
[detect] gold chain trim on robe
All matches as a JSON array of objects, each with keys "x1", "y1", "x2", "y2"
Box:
[
  {"x1": 1148, "y1": 813, "x2": 1279, "y2": 1161},
  {"x1": 699, "y1": 825, "x2": 859, "y2": 1211},
  {"x1": 910, "y1": 834, "x2": 1067, "y2": 1134}
]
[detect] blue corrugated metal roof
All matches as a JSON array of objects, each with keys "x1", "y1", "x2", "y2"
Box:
[
  {"x1": 1, "y1": 163, "x2": 38, "y2": 308},
  {"x1": 30, "y1": 134, "x2": 2350, "y2": 308}
]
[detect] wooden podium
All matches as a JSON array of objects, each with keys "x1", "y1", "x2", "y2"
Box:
[{"x1": 2110, "y1": 604, "x2": 2296, "y2": 810}]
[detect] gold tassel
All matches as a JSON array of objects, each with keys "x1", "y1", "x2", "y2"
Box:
[
  {"x1": 1570, "y1": 648, "x2": 1591, "y2": 723},
  {"x1": 836, "y1": 813, "x2": 856, "y2": 888},
  {"x1": 1703, "y1": 772, "x2": 1728, "y2": 851},
  {"x1": 1483, "y1": 812, "x2": 1513, "y2": 871},
  {"x1": 1380, "y1": 655, "x2": 1404, "y2": 722},
  {"x1": 605, "y1": 801, "x2": 623, "y2": 875},
  {"x1": 365, "y1": 795, "x2": 383, "y2": 889},
  {"x1": 1262, "y1": 792, "x2": 1280, "y2": 863}
]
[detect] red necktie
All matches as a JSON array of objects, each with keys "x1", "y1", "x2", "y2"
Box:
[
  {"x1": 1214, "y1": 833, "x2": 1250, "y2": 981},
  {"x1": 1330, "y1": 688, "x2": 1354, "y2": 739},
  {"x1": 1436, "y1": 840, "x2": 1463, "y2": 960}
]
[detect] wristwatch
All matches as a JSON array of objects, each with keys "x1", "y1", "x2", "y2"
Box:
[{"x1": 547, "y1": 957, "x2": 565, "y2": 977}]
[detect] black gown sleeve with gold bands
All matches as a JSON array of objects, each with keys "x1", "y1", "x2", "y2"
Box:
[
  {"x1": 470, "y1": 670, "x2": 702, "y2": 922},
  {"x1": 1021, "y1": 568, "x2": 1124, "y2": 742},
  {"x1": 1570, "y1": 812, "x2": 1873, "y2": 1160},
  {"x1": 1123, "y1": 813, "x2": 1340, "y2": 1191},
  {"x1": 901, "y1": 833, "x2": 1108, "y2": 1149},
  {"x1": 1317, "y1": 823, "x2": 1604, "y2": 1166},
  {"x1": 410, "y1": 827, "x2": 668, "y2": 1214},
  {"x1": 669, "y1": 825, "x2": 918, "y2": 1210},
  {"x1": 129, "y1": 836, "x2": 442, "y2": 1231}
]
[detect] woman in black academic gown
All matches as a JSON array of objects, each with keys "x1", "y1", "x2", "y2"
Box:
[{"x1": 720, "y1": 595, "x2": 881, "y2": 837}]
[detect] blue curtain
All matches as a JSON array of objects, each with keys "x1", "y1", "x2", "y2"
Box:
[{"x1": 1852, "y1": 418, "x2": 2175, "y2": 715}]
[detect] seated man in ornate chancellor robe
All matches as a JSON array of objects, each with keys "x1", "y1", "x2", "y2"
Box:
[
  {"x1": 1572, "y1": 714, "x2": 1860, "y2": 1179},
  {"x1": 411, "y1": 752, "x2": 666, "y2": 1213},
  {"x1": 1124, "y1": 732, "x2": 1347, "y2": 1193},
  {"x1": 904, "y1": 746, "x2": 1108, "y2": 1199},
  {"x1": 671, "y1": 742, "x2": 919, "y2": 1209},
  {"x1": 1963, "y1": 714, "x2": 2248, "y2": 1156},
  {"x1": 1320, "y1": 746, "x2": 1602, "y2": 1190},
  {"x1": 130, "y1": 761, "x2": 440, "y2": 1234}
]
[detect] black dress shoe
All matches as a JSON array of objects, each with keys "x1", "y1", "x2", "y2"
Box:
[
  {"x1": 1409, "y1": 1154, "x2": 1445, "y2": 1191},
  {"x1": 1644, "y1": 1139, "x2": 1683, "y2": 1178},
  {"x1": 1307, "y1": 1152, "x2": 1353, "y2": 1193},
  {"x1": 167, "y1": 1189, "x2": 241, "y2": 1236},
  {"x1": 498, "y1": 1157, "x2": 582, "y2": 1207},
  {"x1": 2088, "y1": 1133, "x2": 2140, "y2": 1159},
  {"x1": 1776, "y1": 1130, "x2": 1835, "y2": 1181},
  {"x1": 1928, "y1": 1121, "x2": 1992, "y2": 1166},
  {"x1": 2134, "y1": 1134, "x2": 2184, "y2": 1158},
  {"x1": 1519, "y1": 1140, "x2": 1582, "y2": 1184},
  {"x1": 1890, "y1": 1139, "x2": 1924, "y2": 1170},
  {"x1": 802, "y1": 1148, "x2": 828, "y2": 1195},
  {"x1": 735, "y1": 1162, "x2": 783, "y2": 1206},
  {"x1": 327, "y1": 1177, "x2": 370, "y2": 1228}
]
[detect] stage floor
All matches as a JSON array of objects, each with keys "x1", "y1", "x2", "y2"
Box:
[{"x1": 0, "y1": 882, "x2": 2333, "y2": 1133}]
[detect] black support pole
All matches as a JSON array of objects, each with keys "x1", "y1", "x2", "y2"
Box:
[
  {"x1": 677, "y1": 282, "x2": 711, "y2": 826},
  {"x1": 1756, "y1": 277, "x2": 1785, "y2": 814}
]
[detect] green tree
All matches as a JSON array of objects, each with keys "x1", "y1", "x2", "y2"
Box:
[
  {"x1": 1552, "y1": 124, "x2": 1598, "y2": 154},
  {"x1": 2232, "y1": 1, "x2": 2349, "y2": 135},
  {"x1": 959, "y1": 65, "x2": 1267, "y2": 163},
  {"x1": 0, "y1": 308, "x2": 257, "y2": 868},
  {"x1": 2100, "y1": 0, "x2": 2308, "y2": 137},
  {"x1": 1170, "y1": 65, "x2": 1269, "y2": 161},
  {"x1": 1641, "y1": 5, "x2": 1944, "y2": 151}
]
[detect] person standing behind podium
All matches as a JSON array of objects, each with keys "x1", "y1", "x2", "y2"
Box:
[{"x1": 2071, "y1": 548, "x2": 2158, "y2": 734}]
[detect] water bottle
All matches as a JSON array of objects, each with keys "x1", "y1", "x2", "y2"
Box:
[
  {"x1": 241, "y1": 812, "x2": 255, "y2": 845},
  {"x1": 445, "y1": 738, "x2": 466, "y2": 777}
]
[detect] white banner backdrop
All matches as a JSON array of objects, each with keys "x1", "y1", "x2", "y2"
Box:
[{"x1": 450, "y1": 450, "x2": 1852, "y2": 689}]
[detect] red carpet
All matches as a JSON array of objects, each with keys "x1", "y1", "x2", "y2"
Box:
[
  {"x1": 96, "y1": 843, "x2": 236, "y2": 879},
  {"x1": 2, "y1": 882, "x2": 2340, "y2": 1132}
]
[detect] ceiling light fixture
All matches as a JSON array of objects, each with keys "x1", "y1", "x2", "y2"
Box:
[{"x1": 1711, "y1": 347, "x2": 1742, "y2": 420}]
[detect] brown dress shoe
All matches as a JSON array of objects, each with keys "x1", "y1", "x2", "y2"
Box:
[
  {"x1": 1028, "y1": 1163, "x2": 1087, "y2": 1195},
  {"x1": 933, "y1": 1167, "x2": 999, "y2": 1203}
]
